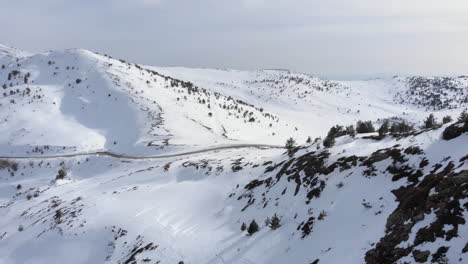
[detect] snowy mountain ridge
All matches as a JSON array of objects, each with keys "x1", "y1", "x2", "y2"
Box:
[{"x1": 0, "y1": 44, "x2": 467, "y2": 264}]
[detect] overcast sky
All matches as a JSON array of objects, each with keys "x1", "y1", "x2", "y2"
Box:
[{"x1": 1, "y1": 0, "x2": 467, "y2": 79}]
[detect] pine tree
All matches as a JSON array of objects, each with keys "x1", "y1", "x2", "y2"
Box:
[
  {"x1": 269, "y1": 214, "x2": 281, "y2": 230},
  {"x1": 328, "y1": 125, "x2": 346, "y2": 137},
  {"x1": 264, "y1": 217, "x2": 271, "y2": 227},
  {"x1": 346, "y1": 125, "x2": 356, "y2": 137},
  {"x1": 442, "y1": 115, "x2": 453, "y2": 124},
  {"x1": 240, "y1": 222, "x2": 246, "y2": 231},
  {"x1": 322, "y1": 125, "x2": 345, "y2": 148},
  {"x1": 306, "y1": 136, "x2": 312, "y2": 144},
  {"x1": 356, "y1": 121, "x2": 375, "y2": 133},
  {"x1": 56, "y1": 168, "x2": 67, "y2": 180},
  {"x1": 323, "y1": 135, "x2": 335, "y2": 148},
  {"x1": 458, "y1": 109, "x2": 468, "y2": 123},
  {"x1": 285, "y1": 137, "x2": 297, "y2": 157},
  {"x1": 378, "y1": 120, "x2": 389, "y2": 136},
  {"x1": 390, "y1": 121, "x2": 414, "y2": 134},
  {"x1": 423, "y1": 114, "x2": 437, "y2": 129},
  {"x1": 247, "y1": 219, "x2": 259, "y2": 235}
]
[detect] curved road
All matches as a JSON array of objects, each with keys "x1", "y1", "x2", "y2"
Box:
[{"x1": 0, "y1": 144, "x2": 284, "y2": 160}]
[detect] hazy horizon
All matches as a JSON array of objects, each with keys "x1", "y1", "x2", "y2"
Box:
[{"x1": 1, "y1": 0, "x2": 467, "y2": 79}]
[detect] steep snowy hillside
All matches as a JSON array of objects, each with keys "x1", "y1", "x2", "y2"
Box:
[{"x1": 1, "y1": 117, "x2": 467, "y2": 264}]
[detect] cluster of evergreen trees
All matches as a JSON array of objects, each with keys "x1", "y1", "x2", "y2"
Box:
[
  {"x1": 323, "y1": 120, "x2": 373, "y2": 148},
  {"x1": 377, "y1": 120, "x2": 414, "y2": 136},
  {"x1": 321, "y1": 113, "x2": 459, "y2": 148},
  {"x1": 285, "y1": 110, "x2": 467, "y2": 151},
  {"x1": 241, "y1": 214, "x2": 281, "y2": 235}
]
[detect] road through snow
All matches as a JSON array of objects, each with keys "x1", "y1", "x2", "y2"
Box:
[{"x1": 0, "y1": 144, "x2": 284, "y2": 160}]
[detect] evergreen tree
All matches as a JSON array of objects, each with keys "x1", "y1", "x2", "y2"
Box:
[
  {"x1": 390, "y1": 121, "x2": 414, "y2": 134},
  {"x1": 346, "y1": 125, "x2": 356, "y2": 137},
  {"x1": 56, "y1": 168, "x2": 67, "y2": 180},
  {"x1": 328, "y1": 125, "x2": 346, "y2": 137},
  {"x1": 269, "y1": 214, "x2": 281, "y2": 230},
  {"x1": 285, "y1": 137, "x2": 297, "y2": 157},
  {"x1": 378, "y1": 120, "x2": 389, "y2": 136},
  {"x1": 323, "y1": 135, "x2": 335, "y2": 148},
  {"x1": 247, "y1": 220, "x2": 259, "y2": 235},
  {"x1": 323, "y1": 126, "x2": 339, "y2": 148},
  {"x1": 240, "y1": 222, "x2": 246, "y2": 231},
  {"x1": 458, "y1": 109, "x2": 468, "y2": 123},
  {"x1": 442, "y1": 115, "x2": 453, "y2": 124},
  {"x1": 423, "y1": 114, "x2": 437, "y2": 129},
  {"x1": 356, "y1": 121, "x2": 375, "y2": 133},
  {"x1": 306, "y1": 136, "x2": 312, "y2": 144},
  {"x1": 264, "y1": 217, "x2": 271, "y2": 227}
]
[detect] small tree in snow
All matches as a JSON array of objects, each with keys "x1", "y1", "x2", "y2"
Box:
[
  {"x1": 378, "y1": 120, "x2": 390, "y2": 136},
  {"x1": 423, "y1": 114, "x2": 438, "y2": 129},
  {"x1": 240, "y1": 222, "x2": 246, "y2": 231},
  {"x1": 285, "y1": 137, "x2": 297, "y2": 157},
  {"x1": 442, "y1": 115, "x2": 452, "y2": 124},
  {"x1": 269, "y1": 214, "x2": 281, "y2": 230},
  {"x1": 56, "y1": 168, "x2": 67, "y2": 180},
  {"x1": 346, "y1": 125, "x2": 356, "y2": 138},
  {"x1": 458, "y1": 109, "x2": 468, "y2": 123},
  {"x1": 247, "y1": 219, "x2": 259, "y2": 235}
]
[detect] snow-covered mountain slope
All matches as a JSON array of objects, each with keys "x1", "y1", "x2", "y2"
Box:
[
  {"x1": 0, "y1": 44, "x2": 31, "y2": 65},
  {"x1": 0, "y1": 44, "x2": 467, "y2": 264},
  {"x1": 1, "y1": 120, "x2": 467, "y2": 264},
  {"x1": 2, "y1": 44, "x2": 467, "y2": 157},
  {"x1": 153, "y1": 67, "x2": 468, "y2": 141},
  {"x1": 0, "y1": 47, "x2": 288, "y2": 156},
  {"x1": 393, "y1": 76, "x2": 468, "y2": 110}
]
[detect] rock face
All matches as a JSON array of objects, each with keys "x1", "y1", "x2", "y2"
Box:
[
  {"x1": 365, "y1": 166, "x2": 467, "y2": 264},
  {"x1": 412, "y1": 250, "x2": 430, "y2": 263},
  {"x1": 442, "y1": 122, "x2": 468, "y2": 140}
]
